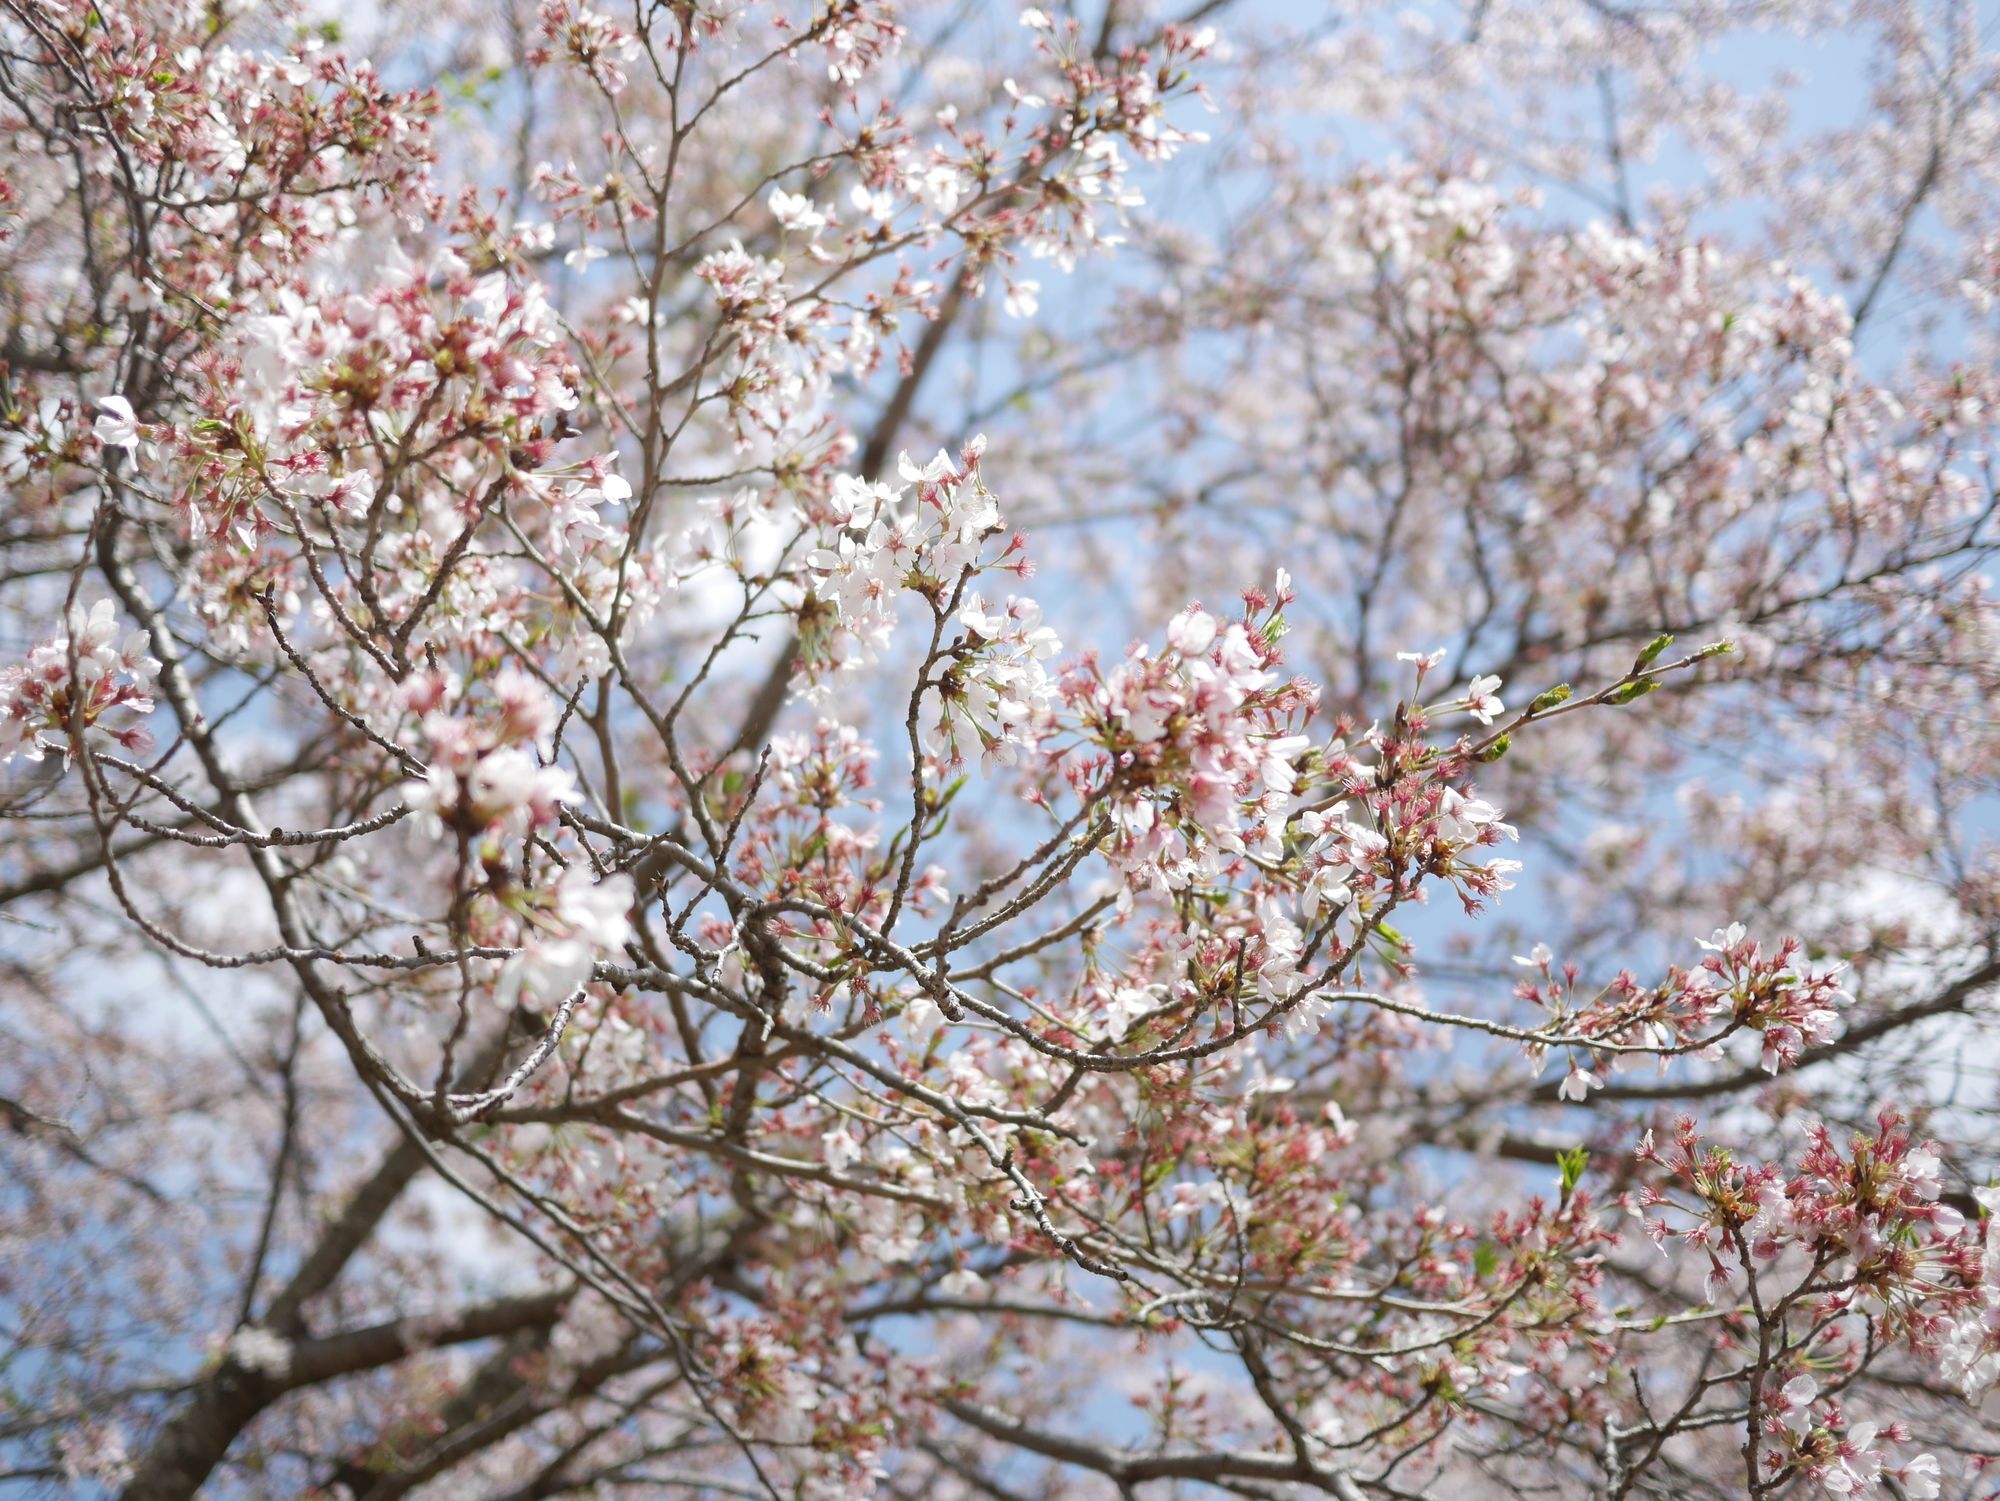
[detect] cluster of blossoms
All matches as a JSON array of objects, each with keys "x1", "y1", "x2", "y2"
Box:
[
  {"x1": 240, "y1": 255, "x2": 573, "y2": 450},
  {"x1": 691, "y1": 238, "x2": 881, "y2": 448},
  {"x1": 746, "y1": 717, "x2": 887, "y2": 902},
  {"x1": 921, "y1": 592, "x2": 1062, "y2": 766},
  {"x1": 1294, "y1": 773, "x2": 1519, "y2": 921},
  {"x1": 817, "y1": 0, "x2": 904, "y2": 87},
  {"x1": 0, "y1": 601, "x2": 159, "y2": 765},
  {"x1": 0, "y1": 397, "x2": 74, "y2": 485},
  {"x1": 1028, "y1": 616, "x2": 1541, "y2": 1038},
  {"x1": 1619, "y1": 1114, "x2": 1993, "y2": 1494},
  {"x1": 220, "y1": 1326, "x2": 294, "y2": 1380},
  {"x1": 154, "y1": 235, "x2": 588, "y2": 666},
  {"x1": 0, "y1": 394, "x2": 143, "y2": 482},
  {"x1": 1766, "y1": 1371, "x2": 1946, "y2": 1497},
  {"x1": 401, "y1": 669, "x2": 575, "y2": 848},
  {"x1": 496, "y1": 865, "x2": 634, "y2": 1012},
  {"x1": 1634, "y1": 1110, "x2": 1982, "y2": 1340},
  {"x1": 400, "y1": 668, "x2": 631, "y2": 1007},
  {"x1": 1940, "y1": 1183, "x2": 2000, "y2": 1399},
  {"x1": 799, "y1": 439, "x2": 1017, "y2": 681},
  {"x1": 1002, "y1": 13, "x2": 1219, "y2": 270},
  {"x1": 1064, "y1": 585, "x2": 1315, "y2": 895},
  {"x1": 72, "y1": 22, "x2": 432, "y2": 204},
  {"x1": 12, "y1": 1, "x2": 2000, "y2": 1498},
  {"x1": 1518, "y1": 924, "x2": 1847, "y2": 1100},
  {"x1": 530, "y1": 0, "x2": 641, "y2": 96},
  {"x1": 1263, "y1": 649, "x2": 1524, "y2": 953}
]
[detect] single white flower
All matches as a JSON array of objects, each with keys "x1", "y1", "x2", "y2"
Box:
[
  {"x1": 1778, "y1": 1373, "x2": 1817, "y2": 1434},
  {"x1": 768, "y1": 186, "x2": 827, "y2": 233},
  {"x1": 1698, "y1": 922, "x2": 1749, "y2": 952},
  {"x1": 1557, "y1": 1063, "x2": 1601, "y2": 1102},
  {"x1": 1464, "y1": 672, "x2": 1505, "y2": 724},
  {"x1": 93, "y1": 395, "x2": 141, "y2": 461},
  {"x1": 898, "y1": 448, "x2": 957, "y2": 484},
  {"x1": 1168, "y1": 608, "x2": 1218, "y2": 656}
]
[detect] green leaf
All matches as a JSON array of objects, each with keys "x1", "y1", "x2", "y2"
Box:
[
  {"x1": 1556, "y1": 1145, "x2": 1590, "y2": 1196},
  {"x1": 1633, "y1": 632, "x2": 1674, "y2": 671},
  {"x1": 1607, "y1": 679, "x2": 1658, "y2": 705},
  {"x1": 1475, "y1": 734, "x2": 1510, "y2": 763},
  {"x1": 1528, "y1": 684, "x2": 1572, "y2": 713}
]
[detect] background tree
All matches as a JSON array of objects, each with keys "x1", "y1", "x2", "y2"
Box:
[{"x1": 2, "y1": 1, "x2": 1998, "y2": 1499}]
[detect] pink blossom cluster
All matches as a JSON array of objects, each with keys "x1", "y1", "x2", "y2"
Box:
[
  {"x1": 1765, "y1": 1370, "x2": 1943, "y2": 1498},
  {"x1": 1635, "y1": 1113, "x2": 1973, "y2": 1301},
  {"x1": 1064, "y1": 587, "x2": 1315, "y2": 895},
  {"x1": 401, "y1": 669, "x2": 575, "y2": 848},
  {"x1": 1616, "y1": 1112, "x2": 1996, "y2": 1492},
  {"x1": 7, "y1": 1, "x2": 2000, "y2": 1497},
  {"x1": 1520, "y1": 924, "x2": 1847, "y2": 1099},
  {"x1": 1940, "y1": 1186, "x2": 2000, "y2": 1399},
  {"x1": 0, "y1": 600, "x2": 159, "y2": 764}
]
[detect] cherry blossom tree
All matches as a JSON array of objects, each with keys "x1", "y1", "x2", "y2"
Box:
[{"x1": 3, "y1": 1, "x2": 1999, "y2": 1499}]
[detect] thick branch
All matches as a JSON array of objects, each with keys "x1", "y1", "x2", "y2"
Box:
[{"x1": 117, "y1": 1289, "x2": 567, "y2": 1501}]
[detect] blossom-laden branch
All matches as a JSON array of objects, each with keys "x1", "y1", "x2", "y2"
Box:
[{"x1": 3, "y1": 2, "x2": 2000, "y2": 1501}]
